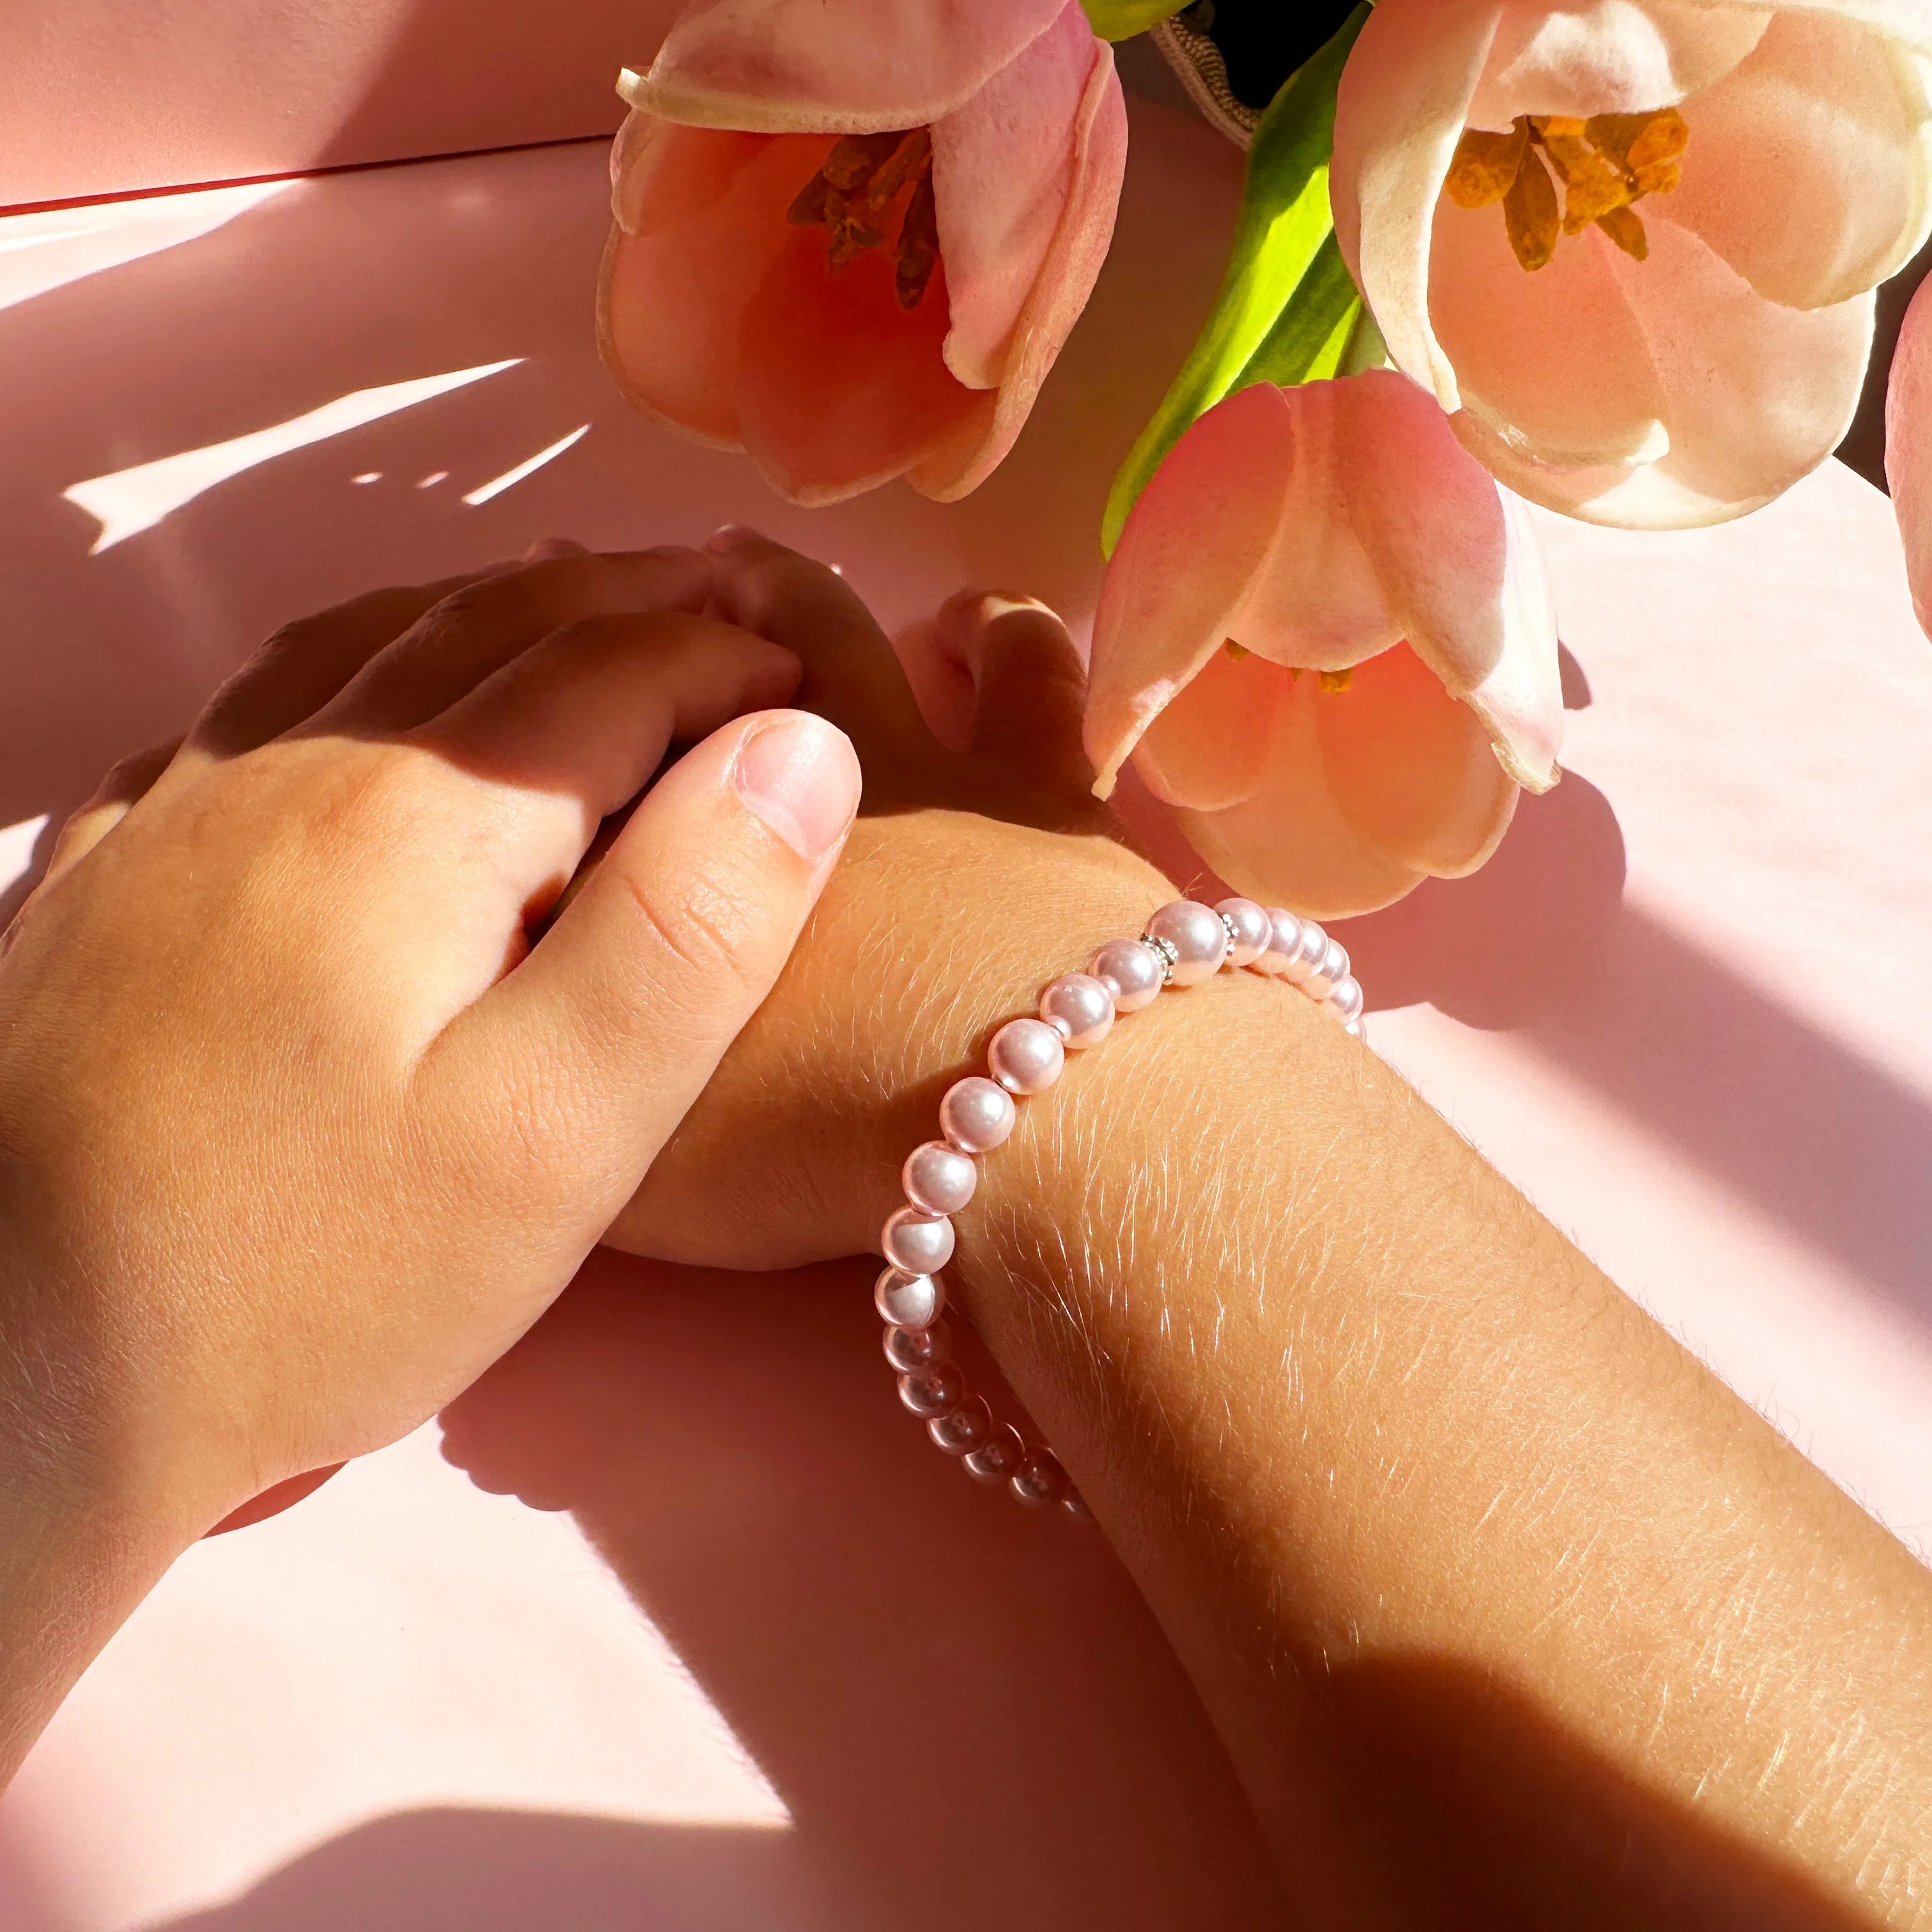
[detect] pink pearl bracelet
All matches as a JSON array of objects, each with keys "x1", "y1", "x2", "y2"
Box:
[{"x1": 873, "y1": 897, "x2": 1367, "y2": 1521}]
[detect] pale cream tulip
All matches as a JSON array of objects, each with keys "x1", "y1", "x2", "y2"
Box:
[{"x1": 1331, "y1": 0, "x2": 1932, "y2": 529}]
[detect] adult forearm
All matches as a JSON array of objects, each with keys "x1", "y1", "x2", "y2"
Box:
[{"x1": 953, "y1": 970, "x2": 1932, "y2": 1926}]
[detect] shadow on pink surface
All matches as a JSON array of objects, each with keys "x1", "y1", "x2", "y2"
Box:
[
  {"x1": 416, "y1": 1258, "x2": 1871, "y2": 1931},
  {"x1": 1339, "y1": 779, "x2": 1931, "y2": 1323},
  {"x1": 431, "y1": 1253, "x2": 1292, "y2": 1930},
  {"x1": 116, "y1": 1810, "x2": 843, "y2": 1932}
]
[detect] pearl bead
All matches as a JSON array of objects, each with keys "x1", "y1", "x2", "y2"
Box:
[
  {"x1": 1305, "y1": 935, "x2": 1349, "y2": 1002},
  {"x1": 1262, "y1": 908, "x2": 1303, "y2": 977},
  {"x1": 1089, "y1": 937, "x2": 1164, "y2": 1013},
  {"x1": 939, "y1": 1076, "x2": 1016, "y2": 1153},
  {"x1": 1344, "y1": 1015, "x2": 1366, "y2": 1041},
  {"x1": 963, "y1": 1422, "x2": 1027, "y2": 1483},
  {"x1": 1145, "y1": 900, "x2": 1228, "y2": 985},
  {"x1": 1061, "y1": 1491, "x2": 1094, "y2": 1524},
  {"x1": 1215, "y1": 898, "x2": 1272, "y2": 967},
  {"x1": 883, "y1": 1319, "x2": 951, "y2": 1372},
  {"x1": 1039, "y1": 973, "x2": 1114, "y2": 1050},
  {"x1": 1010, "y1": 1448, "x2": 1068, "y2": 1508},
  {"x1": 1283, "y1": 917, "x2": 1328, "y2": 986},
  {"x1": 882, "y1": 1206, "x2": 954, "y2": 1276},
  {"x1": 898, "y1": 1363, "x2": 963, "y2": 1419},
  {"x1": 988, "y1": 1016, "x2": 1064, "y2": 1095},
  {"x1": 929, "y1": 1394, "x2": 993, "y2": 1455},
  {"x1": 875, "y1": 1266, "x2": 944, "y2": 1329},
  {"x1": 1327, "y1": 976, "x2": 1364, "y2": 1023},
  {"x1": 903, "y1": 1140, "x2": 976, "y2": 1216}
]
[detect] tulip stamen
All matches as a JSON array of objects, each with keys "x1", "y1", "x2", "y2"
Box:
[
  {"x1": 788, "y1": 128, "x2": 941, "y2": 310},
  {"x1": 1443, "y1": 107, "x2": 1687, "y2": 270},
  {"x1": 1239, "y1": 647, "x2": 1353, "y2": 693}
]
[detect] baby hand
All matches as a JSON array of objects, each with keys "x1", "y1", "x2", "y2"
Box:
[{"x1": 0, "y1": 546, "x2": 859, "y2": 1537}]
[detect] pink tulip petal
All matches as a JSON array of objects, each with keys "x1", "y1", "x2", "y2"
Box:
[
  {"x1": 1450, "y1": 220, "x2": 1874, "y2": 527},
  {"x1": 1332, "y1": 0, "x2": 1501, "y2": 413},
  {"x1": 1134, "y1": 642, "x2": 1286, "y2": 811},
  {"x1": 931, "y1": 0, "x2": 1092, "y2": 391},
  {"x1": 625, "y1": 0, "x2": 1067, "y2": 134},
  {"x1": 734, "y1": 229, "x2": 977, "y2": 504},
  {"x1": 1085, "y1": 384, "x2": 1295, "y2": 800},
  {"x1": 911, "y1": 33, "x2": 1127, "y2": 498},
  {"x1": 1338, "y1": 370, "x2": 1563, "y2": 788},
  {"x1": 1886, "y1": 270, "x2": 1932, "y2": 638},
  {"x1": 1168, "y1": 677, "x2": 1431, "y2": 919},
  {"x1": 1664, "y1": 8, "x2": 1932, "y2": 310},
  {"x1": 601, "y1": 119, "x2": 979, "y2": 505},
  {"x1": 1429, "y1": 195, "x2": 1670, "y2": 468},
  {"x1": 1468, "y1": 0, "x2": 1769, "y2": 125},
  {"x1": 599, "y1": 119, "x2": 791, "y2": 448},
  {"x1": 1314, "y1": 643, "x2": 1523, "y2": 878},
  {"x1": 1607, "y1": 212, "x2": 1874, "y2": 512},
  {"x1": 1236, "y1": 380, "x2": 1404, "y2": 673}
]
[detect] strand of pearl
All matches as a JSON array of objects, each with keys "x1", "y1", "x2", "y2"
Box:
[{"x1": 872, "y1": 897, "x2": 1365, "y2": 1521}]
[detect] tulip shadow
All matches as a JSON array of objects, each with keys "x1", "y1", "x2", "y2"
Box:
[{"x1": 1336, "y1": 768, "x2": 1932, "y2": 1327}]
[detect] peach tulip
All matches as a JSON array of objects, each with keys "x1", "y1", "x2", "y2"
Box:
[
  {"x1": 599, "y1": 0, "x2": 1128, "y2": 506},
  {"x1": 1331, "y1": 0, "x2": 1932, "y2": 530},
  {"x1": 1086, "y1": 371, "x2": 1563, "y2": 919},
  {"x1": 1887, "y1": 268, "x2": 1932, "y2": 638}
]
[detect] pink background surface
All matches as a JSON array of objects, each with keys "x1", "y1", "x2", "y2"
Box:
[
  {"x1": 0, "y1": 84, "x2": 1929, "y2": 1932},
  {"x1": 0, "y1": 0, "x2": 678, "y2": 210}
]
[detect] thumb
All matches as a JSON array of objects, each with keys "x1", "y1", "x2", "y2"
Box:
[{"x1": 433, "y1": 708, "x2": 859, "y2": 1220}]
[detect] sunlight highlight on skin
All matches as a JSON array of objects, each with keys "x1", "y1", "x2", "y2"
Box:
[
  {"x1": 0, "y1": 815, "x2": 50, "y2": 897},
  {"x1": 63, "y1": 361, "x2": 523, "y2": 553}
]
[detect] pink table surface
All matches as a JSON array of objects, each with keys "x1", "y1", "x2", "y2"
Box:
[
  {"x1": 0, "y1": 0, "x2": 680, "y2": 211},
  {"x1": 0, "y1": 103, "x2": 1928, "y2": 1931}
]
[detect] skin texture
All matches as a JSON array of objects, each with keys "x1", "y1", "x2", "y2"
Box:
[
  {"x1": 1, "y1": 532, "x2": 1929, "y2": 1922},
  {"x1": 0, "y1": 540, "x2": 861, "y2": 1782},
  {"x1": 617, "y1": 535, "x2": 1932, "y2": 1924}
]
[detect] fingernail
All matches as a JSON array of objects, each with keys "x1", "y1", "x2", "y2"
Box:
[
  {"x1": 733, "y1": 712, "x2": 861, "y2": 864},
  {"x1": 705, "y1": 523, "x2": 763, "y2": 554}
]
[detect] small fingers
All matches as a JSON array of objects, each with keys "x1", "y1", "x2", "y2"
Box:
[
  {"x1": 39, "y1": 735, "x2": 184, "y2": 885},
  {"x1": 702, "y1": 530, "x2": 935, "y2": 763},
  {"x1": 408, "y1": 610, "x2": 802, "y2": 912},
  {"x1": 188, "y1": 567, "x2": 509, "y2": 760},
  {"x1": 316, "y1": 548, "x2": 711, "y2": 735},
  {"x1": 424, "y1": 708, "x2": 861, "y2": 1227},
  {"x1": 950, "y1": 591, "x2": 1095, "y2": 787}
]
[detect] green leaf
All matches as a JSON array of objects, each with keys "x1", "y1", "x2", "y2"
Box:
[
  {"x1": 1080, "y1": 0, "x2": 1188, "y2": 40},
  {"x1": 1100, "y1": 3, "x2": 1370, "y2": 556},
  {"x1": 1241, "y1": 231, "x2": 1362, "y2": 388}
]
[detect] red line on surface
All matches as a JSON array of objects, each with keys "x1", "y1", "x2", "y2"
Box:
[{"x1": 0, "y1": 131, "x2": 617, "y2": 220}]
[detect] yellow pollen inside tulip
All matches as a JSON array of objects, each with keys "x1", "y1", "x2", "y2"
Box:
[
  {"x1": 1317, "y1": 668, "x2": 1354, "y2": 694},
  {"x1": 1443, "y1": 106, "x2": 1687, "y2": 271},
  {"x1": 1224, "y1": 638, "x2": 1252, "y2": 660},
  {"x1": 788, "y1": 128, "x2": 939, "y2": 309}
]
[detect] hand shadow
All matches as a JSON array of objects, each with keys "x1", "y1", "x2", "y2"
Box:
[{"x1": 436, "y1": 1249, "x2": 1292, "y2": 1932}]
